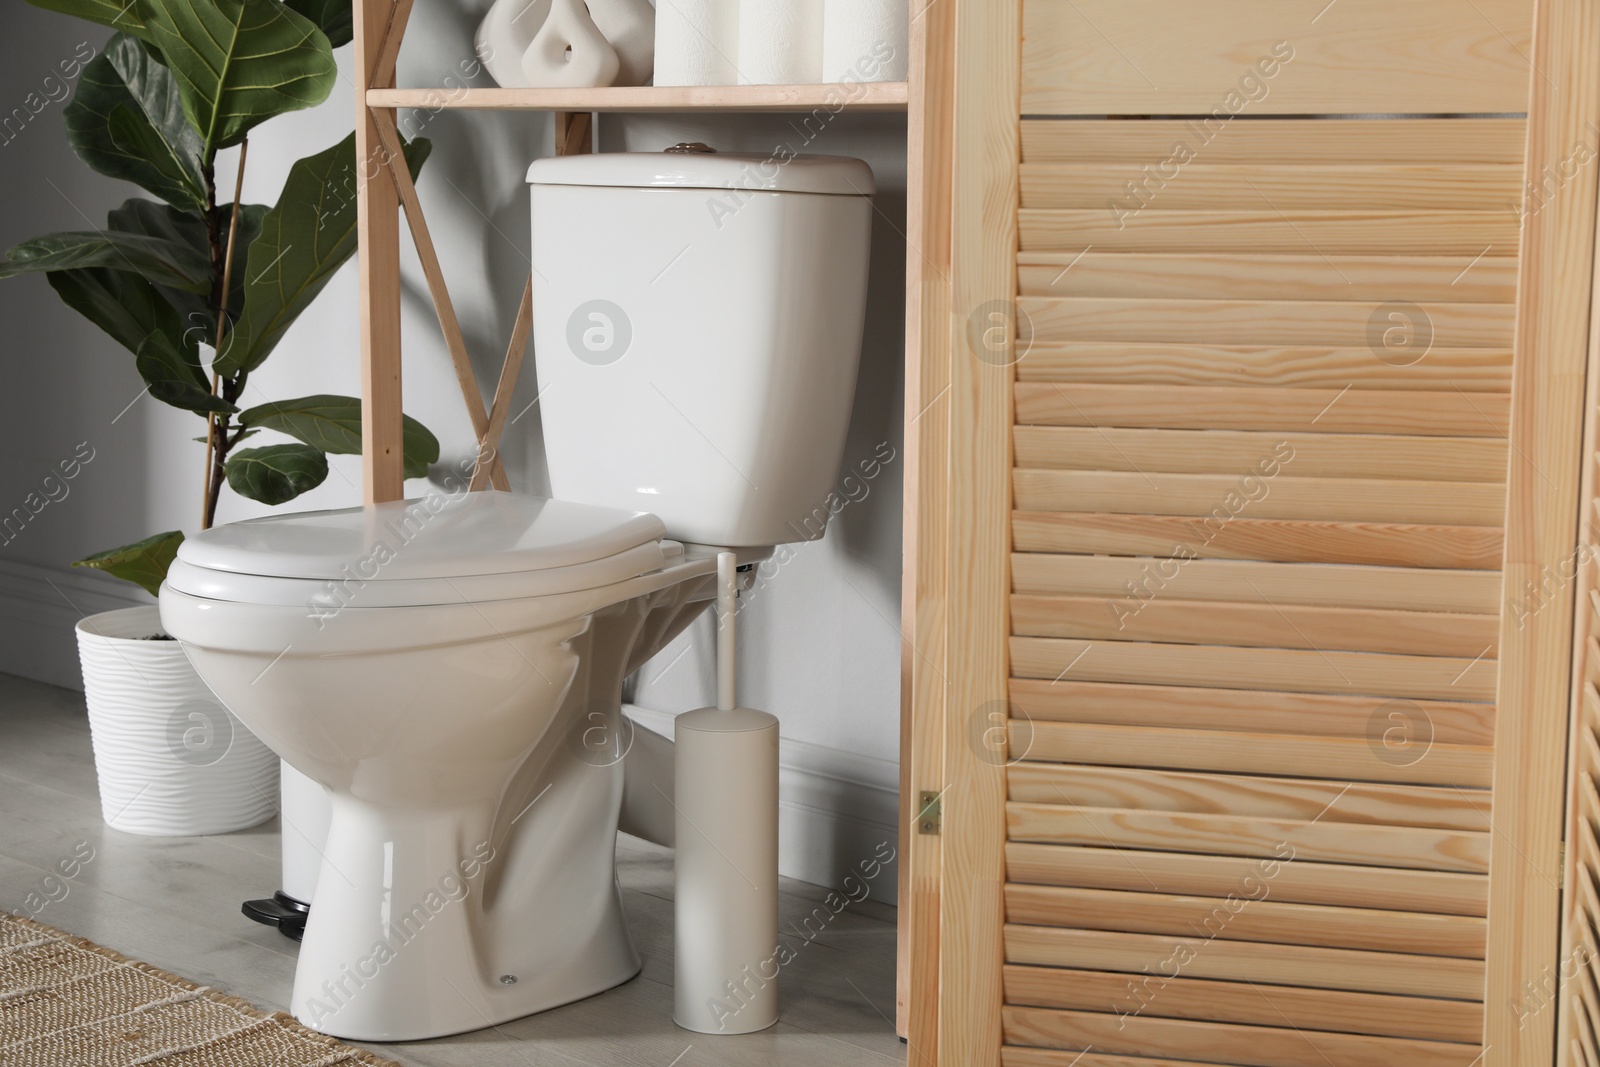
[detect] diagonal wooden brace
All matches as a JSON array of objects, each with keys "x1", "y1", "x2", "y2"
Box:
[
  {"x1": 371, "y1": 111, "x2": 510, "y2": 491},
  {"x1": 556, "y1": 111, "x2": 593, "y2": 156},
  {"x1": 371, "y1": 0, "x2": 416, "y2": 91},
  {"x1": 469, "y1": 276, "x2": 534, "y2": 492}
]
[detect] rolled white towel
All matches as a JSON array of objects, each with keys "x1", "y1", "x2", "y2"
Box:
[
  {"x1": 737, "y1": 0, "x2": 823, "y2": 85},
  {"x1": 822, "y1": 0, "x2": 908, "y2": 83},
  {"x1": 655, "y1": 0, "x2": 740, "y2": 86}
]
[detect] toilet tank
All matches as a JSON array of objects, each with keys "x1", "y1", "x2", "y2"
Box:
[{"x1": 527, "y1": 149, "x2": 874, "y2": 548}]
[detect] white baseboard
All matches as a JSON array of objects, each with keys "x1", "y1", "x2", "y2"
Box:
[
  {"x1": 0, "y1": 556, "x2": 147, "y2": 691},
  {"x1": 625, "y1": 704, "x2": 901, "y2": 906}
]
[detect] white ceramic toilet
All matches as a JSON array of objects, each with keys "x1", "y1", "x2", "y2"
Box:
[{"x1": 158, "y1": 149, "x2": 874, "y2": 1041}]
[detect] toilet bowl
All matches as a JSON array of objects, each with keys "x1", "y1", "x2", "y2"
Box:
[
  {"x1": 159, "y1": 149, "x2": 875, "y2": 1040},
  {"x1": 162, "y1": 492, "x2": 727, "y2": 1038}
]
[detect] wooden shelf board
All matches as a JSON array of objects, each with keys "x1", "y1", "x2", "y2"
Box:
[{"x1": 366, "y1": 82, "x2": 910, "y2": 113}]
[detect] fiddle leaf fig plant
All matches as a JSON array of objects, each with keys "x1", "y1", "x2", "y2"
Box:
[{"x1": 4, "y1": 0, "x2": 438, "y2": 597}]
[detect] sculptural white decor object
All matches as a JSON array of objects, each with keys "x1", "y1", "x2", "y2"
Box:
[
  {"x1": 521, "y1": 0, "x2": 620, "y2": 88},
  {"x1": 476, "y1": 0, "x2": 551, "y2": 89},
  {"x1": 476, "y1": 0, "x2": 654, "y2": 88},
  {"x1": 586, "y1": 0, "x2": 655, "y2": 86}
]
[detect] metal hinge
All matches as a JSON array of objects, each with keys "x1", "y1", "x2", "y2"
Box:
[{"x1": 917, "y1": 791, "x2": 942, "y2": 835}]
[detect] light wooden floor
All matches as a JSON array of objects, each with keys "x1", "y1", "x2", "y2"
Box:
[{"x1": 0, "y1": 672, "x2": 904, "y2": 1067}]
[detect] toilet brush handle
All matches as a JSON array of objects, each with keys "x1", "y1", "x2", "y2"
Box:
[{"x1": 716, "y1": 551, "x2": 736, "y2": 712}]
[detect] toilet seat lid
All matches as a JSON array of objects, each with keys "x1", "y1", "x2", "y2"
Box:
[{"x1": 175, "y1": 491, "x2": 666, "y2": 582}]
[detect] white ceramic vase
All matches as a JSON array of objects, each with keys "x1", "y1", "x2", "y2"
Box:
[
  {"x1": 475, "y1": 0, "x2": 551, "y2": 88},
  {"x1": 477, "y1": 0, "x2": 655, "y2": 87},
  {"x1": 76, "y1": 605, "x2": 278, "y2": 836},
  {"x1": 521, "y1": 0, "x2": 620, "y2": 88},
  {"x1": 586, "y1": 0, "x2": 655, "y2": 86}
]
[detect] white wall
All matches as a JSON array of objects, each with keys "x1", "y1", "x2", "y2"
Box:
[{"x1": 0, "y1": 5, "x2": 905, "y2": 893}]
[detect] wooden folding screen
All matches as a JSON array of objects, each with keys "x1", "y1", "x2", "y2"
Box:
[{"x1": 911, "y1": 1, "x2": 1600, "y2": 1065}]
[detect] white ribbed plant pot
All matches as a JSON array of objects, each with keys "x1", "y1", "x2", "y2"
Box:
[{"x1": 76, "y1": 606, "x2": 278, "y2": 836}]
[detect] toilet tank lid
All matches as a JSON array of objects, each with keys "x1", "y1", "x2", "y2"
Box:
[
  {"x1": 526, "y1": 151, "x2": 875, "y2": 196},
  {"x1": 175, "y1": 492, "x2": 667, "y2": 581}
]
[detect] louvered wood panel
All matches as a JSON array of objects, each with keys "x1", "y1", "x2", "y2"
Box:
[
  {"x1": 1006, "y1": 843, "x2": 1489, "y2": 915},
  {"x1": 1012, "y1": 594, "x2": 1496, "y2": 657},
  {"x1": 1020, "y1": 252, "x2": 1518, "y2": 303},
  {"x1": 1004, "y1": 885, "x2": 1486, "y2": 956},
  {"x1": 1022, "y1": 296, "x2": 1513, "y2": 348},
  {"x1": 1014, "y1": 383, "x2": 1511, "y2": 436},
  {"x1": 1004, "y1": 965, "x2": 1483, "y2": 1043},
  {"x1": 1007, "y1": 764, "x2": 1492, "y2": 829},
  {"x1": 1010, "y1": 638, "x2": 1497, "y2": 703},
  {"x1": 1009, "y1": 679, "x2": 1496, "y2": 744},
  {"x1": 1010, "y1": 720, "x2": 1493, "y2": 787},
  {"x1": 998, "y1": 104, "x2": 1527, "y2": 1067},
  {"x1": 1021, "y1": 0, "x2": 1532, "y2": 115},
  {"x1": 1000, "y1": 1052, "x2": 1319, "y2": 1067},
  {"x1": 1013, "y1": 428, "x2": 1509, "y2": 482},
  {"x1": 1006, "y1": 804, "x2": 1489, "y2": 871},
  {"x1": 1021, "y1": 164, "x2": 1522, "y2": 211},
  {"x1": 1002, "y1": 1007, "x2": 1483, "y2": 1067},
  {"x1": 1020, "y1": 119, "x2": 1528, "y2": 164},
  {"x1": 1012, "y1": 470, "x2": 1504, "y2": 524},
  {"x1": 1014, "y1": 343, "x2": 1512, "y2": 390},
  {"x1": 1004, "y1": 926, "x2": 1486, "y2": 998},
  {"x1": 1020, "y1": 210, "x2": 1518, "y2": 255},
  {"x1": 1012, "y1": 511, "x2": 1505, "y2": 569},
  {"x1": 1011, "y1": 554, "x2": 1503, "y2": 612}
]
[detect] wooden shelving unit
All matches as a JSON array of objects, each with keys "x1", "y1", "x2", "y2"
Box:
[
  {"x1": 353, "y1": 0, "x2": 925, "y2": 1051},
  {"x1": 366, "y1": 82, "x2": 909, "y2": 112}
]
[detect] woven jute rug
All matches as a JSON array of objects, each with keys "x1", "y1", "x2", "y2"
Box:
[{"x1": 0, "y1": 913, "x2": 401, "y2": 1066}]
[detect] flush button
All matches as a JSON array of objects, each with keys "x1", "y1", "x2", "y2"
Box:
[{"x1": 665, "y1": 142, "x2": 717, "y2": 154}]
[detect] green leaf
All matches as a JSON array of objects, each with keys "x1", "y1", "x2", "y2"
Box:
[
  {"x1": 64, "y1": 34, "x2": 205, "y2": 211},
  {"x1": 135, "y1": 331, "x2": 237, "y2": 414},
  {"x1": 32, "y1": 200, "x2": 268, "y2": 361},
  {"x1": 285, "y1": 0, "x2": 352, "y2": 48},
  {"x1": 0, "y1": 228, "x2": 210, "y2": 292},
  {"x1": 107, "y1": 196, "x2": 208, "y2": 253},
  {"x1": 137, "y1": 0, "x2": 337, "y2": 154},
  {"x1": 73, "y1": 530, "x2": 184, "y2": 598},
  {"x1": 24, "y1": 0, "x2": 152, "y2": 42},
  {"x1": 217, "y1": 134, "x2": 431, "y2": 375},
  {"x1": 237, "y1": 394, "x2": 440, "y2": 478},
  {"x1": 226, "y1": 443, "x2": 328, "y2": 504},
  {"x1": 107, "y1": 197, "x2": 268, "y2": 333},
  {"x1": 46, "y1": 267, "x2": 188, "y2": 357},
  {"x1": 194, "y1": 428, "x2": 257, "y2": 444}
]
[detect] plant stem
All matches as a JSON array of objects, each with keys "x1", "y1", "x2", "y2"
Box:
[
  {"x1": 201, "y1": 139, "x2": 250, "y2": 531},
  {"x1": 199, "y1": 155, "x2": 217, "y2": 528},
  {"x1": 206, "y1": 376, "x2": 243, "y2": 525}
]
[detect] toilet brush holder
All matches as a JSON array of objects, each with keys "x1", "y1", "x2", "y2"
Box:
[
  {"x1": 673, "y1": 704, "x2": 779, "y2": 1033},
  {"x1": 672, "y1": 551, "x2": 779, "y2": 1034}
]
